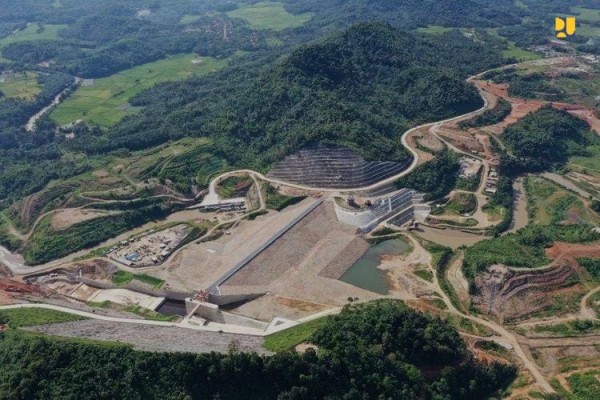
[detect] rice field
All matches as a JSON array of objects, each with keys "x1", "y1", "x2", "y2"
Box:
[
  {"x1": 571, "y1": 7, "x2": 600, "y2": 22},
  {"x1": 0, "y1": 71, "x2": 40, "y2": 99},
  {"x1": 570, "y1": 145, "x2": 600, "y2": 179},
  {"x1": 227, "y1": 1, "x2": 313, "y2": 31},
  {"x1": 50, "y1": 54, "x2": 228, "y2": 127},
  {"x1": 416, "y1": 25, "x2": 455, "y2": 34},
  {"x1": 179, "y1": 15, "x2": 201, "y2": 24},
  {"x1": 0, "y1": 23, "x2": 66, "y2": 49}
]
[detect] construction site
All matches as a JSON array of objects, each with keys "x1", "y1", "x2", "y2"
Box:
[
  {"x1": 108, "y1": 224, "x2": 194, "y2": 267},
  {"x1": 2, "y1": 55, "x2": 600, "y2": 399}
]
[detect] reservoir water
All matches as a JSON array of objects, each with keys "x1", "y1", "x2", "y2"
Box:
[{"x1": 340, "y1": 238, "x2": 411, "y2": 294}]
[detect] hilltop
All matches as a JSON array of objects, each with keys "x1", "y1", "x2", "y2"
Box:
[{"x1": 86, "y1": 22, "x2": 502, "y2": 169}]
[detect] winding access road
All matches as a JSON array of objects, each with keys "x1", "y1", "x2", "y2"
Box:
[
  {"x1": 0, "y1": 66, "x2": 498, "y2": 274},
  {"x1": 430, "y1": 254, "x2": 555, "y2": 394}
]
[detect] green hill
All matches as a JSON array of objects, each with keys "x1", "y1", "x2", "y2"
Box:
[
  {"x1": 0, "y1": 300, "x2": 516, "y2": 399},
  {"x1": 83, "y1": 22, "x2": 502, "y2": 169}
]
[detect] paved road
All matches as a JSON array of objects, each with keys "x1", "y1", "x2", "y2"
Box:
[
  {"x1": 25, "y1": 78, "x2": 82, "y2": 132},
  {"x1": 0, "y1": 303, "x2": 267, "y2": 336},
  {"x1": 0, "y1": 65, "x2": 501, "y2": 274}
]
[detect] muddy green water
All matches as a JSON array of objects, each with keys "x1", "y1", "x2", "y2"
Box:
[{"x1": 340, "y1": 238, "x2": 411, "y2": 294}]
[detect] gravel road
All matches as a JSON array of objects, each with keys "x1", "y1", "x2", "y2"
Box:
[{"x1": 26, "y1": 319, "x2": 270, "y2": 354}]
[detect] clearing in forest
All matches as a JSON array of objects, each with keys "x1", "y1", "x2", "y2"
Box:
[
  {"x1": 0, "y1": 23, "x2": 66, "y2": 50},
  {"x1": 50, "y1": 54, "x2": 228, "y2": 127},
  {"x1": 0, "y1": 71, "x2": 40, "y2": 99},
  {"x1": 227, "y1": 1, "x2": 313, "y2": 31}
]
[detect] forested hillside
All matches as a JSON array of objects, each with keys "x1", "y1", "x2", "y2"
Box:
[
  {"x1": 0, "y1": 21, "x2": 504, "y2": 202},
  {"x1": 0, "y1": 301, "x2": 516, "y2": 399},
  {"x1": 0, "y1": 0, "x2": 588, "y2": 205},
  {"x1": 82, "y1": 22, "x2": 501, "y2": 169},
  {"x1": 502, "y1": 106, "x2": 599, "y2": 173},
  {"x1": 0, "y1": 1, "x2": 263, "y2": 78},
  {"x1": 283, "y1": 0, "x2": 523, "y2": 30}
]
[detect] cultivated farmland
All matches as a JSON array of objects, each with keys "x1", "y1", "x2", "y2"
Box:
[{"x1": 51, "y1": 54, "x2": 228, "y2": 127}]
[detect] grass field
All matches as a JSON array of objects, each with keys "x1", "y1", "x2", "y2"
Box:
[
  {"x1": 0, "y1": 23, "x2": 66, "y2": 49},
  {"x1": 572, "y1": 7, "x2": 600, "y2": 22},
  {"x1": 263, "y1": 317, "x2": 327, "y2": 352},
  {"x1": 416, "y1": 25, "x2": 455, "y2": 34},
  {"x1": 551, "y1": 76, "x2": 600, "y2": 108},
  {"x1": 413, "y1": 268, "x2": 433, "y2": 282},
  {"x1": 570, "y1": 146, "x2": 600, "y2": 179},
  {"x1": 577, "y1": 23, "x2": 600, "y2": 38},
  {"x1": 533, "y1": 320, "x2": 600, "y2": 337},
  {"x1": 418, "y1": 27, "x2": 539, "y2": 61},
  {"x1": 264, "y1": 183, "x2": 306, "y2": 211},
  {"x1": 88, "y1": 300, "x2": 177, "y2": 321},
  {"x1": 567, "y1": 370, "x2": 600, "y2": 400},
  {"x1": 446, "y1": 192, "x2": 477, "y2": 215},
  {"x1": 216, "y1": 175, "x2": 253, "y2": 199},
  {"x1": 179, "y1": 14, "x2": 201, "y2": 24},
  {"x1": 502, "y1": 42, "x2": 541, "y2": 62},
  {"x1": 526, "y1": 177, "x2": 564, "y2": 225},
  {"x1": 514, "y1": 0, "x2": 528, "y2": 10},
  {"x1": 0, "y1": 71, "x2": 40, "y2": 99},
  {"x1": 112, "y1": 270, "x2": 165, "y2": 289},
  {"x1": 486, "y1": 28, "x2": 541, "y2": 62},
  {"x1": 227, "y1": 1, "x2": 313, "y2": 31},
  {"x1": 0, "y1": 308, "x2": 85, "y2": 327},
  {"x1": 446, "y1": 314, "x2": 493, "y2": 336},
  {"x1": 523, "y1": 177, "x2": 594, "y2": 225},
  {"x1": 51, "y1": 54, "x2": 228, "y2": 127}
]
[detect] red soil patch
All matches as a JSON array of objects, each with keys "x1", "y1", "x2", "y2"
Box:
[
  {"x1": 545, "y1": 242, "x2": 600, "y2": 262},
  {"x1": 474, "y1": 81, "x2": 545, "y2": 135},
  {"x1": 555, "y1": 106, "x2": 600, "y2": 134},
  {"x1": 0, "y1": 278, "x2": 45, "y2": 304},
  {"x1": 475, "y1": 81, "x2": 600, "y2": 135}
]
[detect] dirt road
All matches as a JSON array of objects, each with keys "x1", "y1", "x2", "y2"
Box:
[
  {"x1": 25, "y1": 78, "x2": 82, "y2": 132},
  {"x1": 430, "y1": 250, "x2": 555, "y2": 394},
  {"x1": 446, "y1": 251, "x2": 470, "y2": 306},
  {"x1": 508, "y1": 177, "x2": 528, "y2": 233},
  {"x1": 581, "y1": 285, "x2": 600, "y2": 320}
]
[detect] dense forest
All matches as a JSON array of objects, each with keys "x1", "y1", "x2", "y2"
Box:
[
  {"x1": 394, "y1": 152, "x2": 460, "y2": 200},
  {"x1": 1, "y1": 0, "x2": 594, "y2": 206},
  {"x1": 459, "y1": 98, "x2": 512, "y2": 130},
  {"x1": 84, "y1": 23, "x2": 502, "y2": 169},
  {"x1": 0, "y1": 1, "x2": 265, "y2": 78},
  {"x1": 0, "y1": 21, "x2": 506, "y2": 203},
  {"x1": 502, "y1": 106, "x2": 599, "y2": 172},
  {"x1": 0, "y1": 300, "x2": 516, "y2": 399}
]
